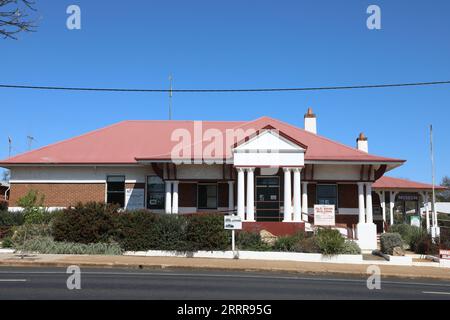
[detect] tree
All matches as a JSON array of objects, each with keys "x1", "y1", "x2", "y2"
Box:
[
  {"x1": 0, "y1": 0, "x2": 36, "y2": 39},
  {"x1": 436, "y1": 176, "x2": 450, "y2": 202}
]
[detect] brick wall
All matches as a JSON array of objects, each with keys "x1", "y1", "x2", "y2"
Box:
[{"x1": 9, "y1": 183, "x2": 106, "y2": 207}]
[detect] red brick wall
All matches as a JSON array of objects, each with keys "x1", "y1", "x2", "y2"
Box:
[{"x1": 9, "y1": 183, "x2": 105, "y2": 207}]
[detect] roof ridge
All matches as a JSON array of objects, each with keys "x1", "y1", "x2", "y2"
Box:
[{"x1": 266, "y1": 117, "x2": 404, "y2": 161}]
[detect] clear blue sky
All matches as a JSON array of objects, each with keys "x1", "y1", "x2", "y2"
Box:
[{"x1": 1, "y1": 0, "x2": 449, "y2": 183}]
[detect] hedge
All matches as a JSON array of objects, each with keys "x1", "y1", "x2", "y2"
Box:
[{"x1": 380, "y1": 232, "x2": 403, "y2": 255}]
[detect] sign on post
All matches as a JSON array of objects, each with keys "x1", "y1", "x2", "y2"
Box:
[
  {"x1": 224, "y1": 215, "x2": 242, "y2": 230},
  {"x1": 224, "y1": 215, "x2": 242, "y2": 253},
  {"x1": 440, "y1": 249, "x2": 450, "y2": 260},
  {"x1": 314, "y1": 205, "x2": 335, "y2": 226},
  {"x1": 410, "y1": 216, "x2": 421, "y2": 228}
]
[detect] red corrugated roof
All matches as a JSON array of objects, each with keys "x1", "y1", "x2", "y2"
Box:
[
  {"x1": 373, "y1": 176, "x2": 447, "y2": 190},
  {"x1": 0, "y1": 116, "x2": 404, "y2": 165}
]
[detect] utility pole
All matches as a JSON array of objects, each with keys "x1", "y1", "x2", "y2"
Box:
[
  {"x1": 8, "y1": 136, "x2": 12, "y2": 158},
  {"x1": 430, "y1": 124, "x2": 439, "y2": 238},
  {"x1": 168, "y1": 74, "x2": 173, "y2": 120}
]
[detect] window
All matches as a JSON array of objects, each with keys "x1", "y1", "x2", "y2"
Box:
[
  {"x1": 198, "y1": 184, "x2": 218, "y2": 209},
  {"x1": 107, "y1": 176, "x2": 125, "y2": 207},
  {"x1": 316, "y1": 184, "x2": 337, "y2": 206},
  {"x1": 147, "y1": 176, "x2": 165, "y2": 210}
]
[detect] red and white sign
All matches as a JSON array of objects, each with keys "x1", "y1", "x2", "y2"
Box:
[
  {"x1": 314, "y1": 205, "x2": 335, "y2": 226},
  {"x1": 440, "y1": 249, "x2": 450, "y2": 260}
]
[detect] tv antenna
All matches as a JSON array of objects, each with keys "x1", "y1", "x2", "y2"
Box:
[{"x1": 27, "y1": 135, "x2": 35, "y2": 151}]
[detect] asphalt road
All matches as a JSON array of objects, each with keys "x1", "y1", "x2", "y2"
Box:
[{"x1": 0, "y1": 266, "x2": 450, "y2": 300}]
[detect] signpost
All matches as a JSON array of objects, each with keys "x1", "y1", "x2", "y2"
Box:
[
  {"x1": 314, "y1": 205, "x2": 335, "y2": 226},
  {"x1": 224, "y1": 215, "x2": 242, "y2": 251}
]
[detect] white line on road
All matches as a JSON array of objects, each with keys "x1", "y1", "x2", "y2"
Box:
[
  {"x1": 422, "y1": 291, "x2": 450, "y2": 295},
  {"x1": 0, "y1": 279, "x2": 27, "y2": 282}
]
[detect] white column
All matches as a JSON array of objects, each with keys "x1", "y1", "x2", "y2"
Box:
[
  {"x1": 357, "y1": 182, "x2": 365, "y2": 224},
  {"x1": 293, "y1": 168, "x2": 301, "y2": 222},
  {"x1": 237, "y1": 168, "x2": 245, "y2": 220},
  {"x1": 165, "y1": 181, "x2": 172, "y2": 214},
  {"x1": 365, "y1": 183, "x2": 373, "y2": 224},
  {"x1": 246, "y1": 168, "x2": 255, "y2": 222},
  {"x1": 389, "y1": 191, "x2": 396, "y2": 226},
  {"x1": 301, "y1": 182, "x2": 308, "y2": 221},
  {"x1": 283, "y1": 168, "x2": 292, "y2": 222},
  {"x1": 172, "y1": 181, "x2": 179, "y2": 214},
  {"x1": 380, "y1": 191, "x2": 386, "y2": 231},
  {"x1": 228, "y1": 181, "x2": 234, "y2": 213}
]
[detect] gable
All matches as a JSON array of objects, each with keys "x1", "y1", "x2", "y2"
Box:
[{"x1": 234, "y1": 129, "x2": 306, "y2": 152}]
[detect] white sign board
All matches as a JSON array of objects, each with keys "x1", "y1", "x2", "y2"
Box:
[
  {"x1": 125, "y1": 188, "x2": 145, "y2": 210},
  {"x1": 410, "y1": 216, "x2": 420, "y2": 228},
  {"x1": 224, "y1": 215, "x2": 242, "y2": 230},
  {"x1": 314, "y1": 205, "x2": 335, "y2": 226}
]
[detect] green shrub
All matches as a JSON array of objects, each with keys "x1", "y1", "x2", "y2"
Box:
[
  {"x1": 273, "y1": 232, "x2": 306, "y2": 252},
  {"x1": 16, "y1": 190, "x2": 49, "y2": 224},
  {"x1": 1, "y1": 237, "x2": 13, "y2": 248},
  {"x1": 316, "y1": 228, "x2": 345, "y2": 255},
  {"x1": 52, "y1": 202, "x2": 118, "y2": 244},
  {"x1": 113, "y1": 210, "x2": 160, "y2": 251},
  {"x1": 185, "y1": 214, "x2": 229, "y2": 251},
  {"x1": 380, "y1": 232, "x2": 403, "y2": 255},
  {"x1": 292, "y1": 236, "x2": 320, "y2": 253},
  {"x1": 0, "y1": 201, "x2": 8, "y2": 211},
  {"x1": 0, "y1": 210, "x2": 24, "y2": 226},
  {"x1": 150, "y1": 214, "x2": 187, "y2": 251},
  {"x1": 389, "y1": 223, "x2": 424, "y2": 250},
  {"x1": 17, "y1": 236, "x2": 123, "y2": 255},
  {"x1": 340, "y1": 241, "x2": 361, "y2": 254},
  {"x1": 236, "y1": 231, "x2": 271, "y2": 251}
]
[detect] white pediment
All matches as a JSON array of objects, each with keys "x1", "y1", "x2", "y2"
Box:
[
  {"x1": 233, "y1": 130, "x2": 305, "y2": 167},
  {"x1": 234, "y1": 130, "x2": 305, "y2": 152}
]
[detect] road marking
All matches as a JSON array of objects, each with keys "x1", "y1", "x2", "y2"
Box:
[
  {"x1": 422, "y1": 291, "x2": 450, "y2": 295},
  {"x1": 0, "y1": 279, "x2": 27, "y2": 282}
]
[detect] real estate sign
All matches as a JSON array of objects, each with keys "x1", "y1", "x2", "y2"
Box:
[
  {"x1": 440, "y1": 249, "x2": 450, "y2": 260},
  {"x1": 314, "y1": 205, "x2": 335, "y2": 226}
]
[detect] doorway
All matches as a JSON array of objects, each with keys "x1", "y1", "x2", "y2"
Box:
[{"x1": 255, "y1": 176, "x2": 281, "y2": 221}]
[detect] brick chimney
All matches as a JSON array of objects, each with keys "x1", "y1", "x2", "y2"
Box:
[
  {"x1": 356, "y1": 132, "x2": 368, "y2": 153},
  {"x1": 304, "y1": 107, "x2": 317, "y2": 134}
]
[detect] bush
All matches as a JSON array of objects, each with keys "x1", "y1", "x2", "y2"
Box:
[
  {"x1": 389, "y1": 223, "x2": 424, "y2": 250},
  {"x1": 185, "y1": 214, "x2": 229, "y2": 251},
  {"x1": 0, "y1": 210, "x2": 24, "y2": 226},
  {"x1": 292, "y1": 236, "x2": 320, "y2": 253},
  {"x1": 11, "y1": 223, "x2": 52, "y2": 247},
  {"x1": 340, "y1": 241, "x2": 361, "y2": 254},
  {"x1": 316, "y1": 228, "x2": 345, "y2": 255},
  {"x1": 273, "y1": 232, "x2": 306, "y2": 252},
  {"x1": 17, "y1": 236, "x2": 123, "y2": 255},
  {"x1": 380, "y1": 232, "x2": 403, "y2": 255},
  {"x1": 113, "y1": 210, "x2": 161, "y2": 251},
  {"x1": 52, "y1": 202, "x2": 118, "y2": 244},
  {"x1": 16, "y1": 190, "x2": 49, "y2": 224},
  {"x1": 1, "y1": 237, "x2": 13, "y2": 248},
  {"x1": 414, "y1": 234, "x2": 439, "y2": 255},
  {"x1": 236, "y1": 231, "x2": 271, "y2": 251},
  {"x1": 0, "y1": 201, "x2": 8, "y2": 211},
  {"x1": 149, "y1": 214, "x2": 187, "y2": 251}
]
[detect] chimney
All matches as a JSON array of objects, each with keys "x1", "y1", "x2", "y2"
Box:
[
  {"x1": 356, "y1": 132, "x2": 368, "y2": 153},
  {"x1": 304, "y1": 107, "x2": 317, "y2": 134}
]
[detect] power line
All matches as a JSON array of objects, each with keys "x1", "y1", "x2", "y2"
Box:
[{"x1": 0, "y1": 80, "x2": 449, "y2": 93}]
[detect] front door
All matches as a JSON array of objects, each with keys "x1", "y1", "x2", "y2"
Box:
[{"x1": 255, "y1": 177, "x2": 281, "y2": 221}]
